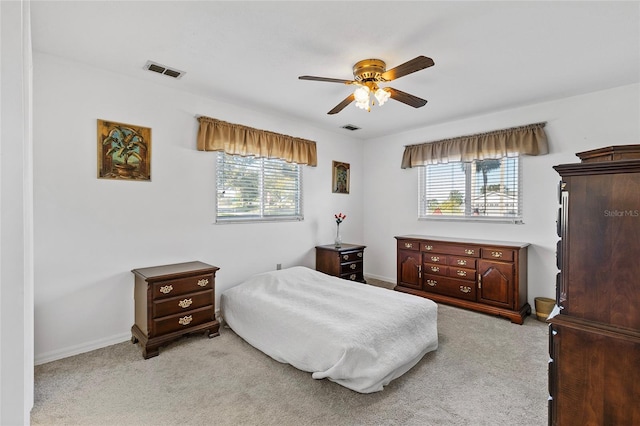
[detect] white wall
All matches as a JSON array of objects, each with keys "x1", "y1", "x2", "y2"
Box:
[
  {"x1": 33, "y1": 50, "x2": 640, "y2": 363},
  {"x1": 1, "y1": 0, "x2": 34, "y2": 422},
  {"x1": 33, "y1": 53, "x2": 365, "y2": 363},
  {"x1": 362, "y1": 83, "x2": 640, "y2": 308}
]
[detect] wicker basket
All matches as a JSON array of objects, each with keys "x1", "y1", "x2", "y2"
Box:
[{"x1": 534, "y1": 297, "x2": 556, "y2": 322}]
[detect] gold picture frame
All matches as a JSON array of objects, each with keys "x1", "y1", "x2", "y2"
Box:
[
  {"x1": 332, "y1": 161, "x2": 350, "y2": 194},
  {"x1": 97, "y1": 119, "x2": 151, "y2": 181}
]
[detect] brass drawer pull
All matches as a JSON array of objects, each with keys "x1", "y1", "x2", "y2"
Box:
[
  {"x1": 197, "y1": 278, "x2": 209, "y2": 287},
  {"x1": 159, "y1": 285, "x2": 173, "y2": 294},
  {"x1": 404, "y1": 243, "x2": 413, "y2": 249},
  {"x1": 457, "y1": 259, "x2": 467, "y2": 266},
  {"x1": 357, "y1": 252, "x2": 363, "y2": 258},
  {"x1": 178, "y1": 298, "x2": 193, "y2": 309},
  {"x1": 464, "y1": 249, "x2": 475, "y2": 255},
  {"x1": 460, "y1": 286, "x2": 472, "y2": 294},
  {"x1": 457, "y1": 270, "x2": 467, "y2": 277},
  {"x1": 426, "y1": 279, "x2": 437, "y2": 287},
  {"x1": 178, "y1": 315, "x2": 193, "y2": 326},
  {"x1": 491, "y1": 251, "x2": 503, "y2": 258},
  {"x1": 349, "y1": 274, "x2": 356, "y2": 280},
  {"x1": 350, "y1": 263, "x2": 357, "y2": 270},
  {"x1": 425, "y1": 245, "x2": 433, "y2": 251},
  {"x1": 343, "y1": 254, "x2": 349, "y2": 260},
  {"x1": 430, "y1": 256, "x2": 440, "y2": 262},
  {"x1": 430, "y1": 266, "x2": 439, "y2": 272}
]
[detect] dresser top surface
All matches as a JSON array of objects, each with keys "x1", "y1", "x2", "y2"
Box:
[
  {"x1": 132, "y1": 261, "x2": 219, "y2": 281},
  {"x1": 395, "y1": 235, "x2": 529, "y2": 248}
]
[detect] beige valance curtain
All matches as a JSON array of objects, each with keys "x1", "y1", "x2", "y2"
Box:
[
  {"x1": 197, "y1": 116, "x2": 317, "y2": 166},
  {"x1": 401, "y1": 122, "x2": 548, "y2": 168}
]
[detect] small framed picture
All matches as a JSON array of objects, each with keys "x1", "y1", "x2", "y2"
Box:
[
  {"x1": 332, "y1": 161, "x2": 350, "y2": 194},
  {"x1": 97, "y1": 119, "x2": 151, "y2": 181}
]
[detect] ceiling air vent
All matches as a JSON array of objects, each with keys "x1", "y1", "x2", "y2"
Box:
[
  {"x1": 144, "y1": 61, "x2": 186, "y2": 79},
  {"x1": 341, "y1": 124, "x2": 361, "y2": 131}
]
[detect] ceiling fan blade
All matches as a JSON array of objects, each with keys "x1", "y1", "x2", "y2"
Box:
[
  {"x1": 387, "y1": 87, "x2": 428, "y2": 108},
  {"x1": 328, "y1": 94, "x2": 355, "y2": 115},
  {"x1": 381, "y1": 56, "x2": 435, "y2": 81},
  {"x1": 299, "y1": 75, "x2": 355, "y2": 85}
]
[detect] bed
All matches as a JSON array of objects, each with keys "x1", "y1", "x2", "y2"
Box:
[{"x1": 220, "y1": 266, "x2": 438, "y2": 393}]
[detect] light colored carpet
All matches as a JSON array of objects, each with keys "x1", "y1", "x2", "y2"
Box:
[{"x1": 32, "y1": 291, "x2": 548, "y2": 426}]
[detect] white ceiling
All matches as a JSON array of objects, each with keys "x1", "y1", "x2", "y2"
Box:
[{"x1": 30, "y1": 1, "x2": 640, "y2": 140}]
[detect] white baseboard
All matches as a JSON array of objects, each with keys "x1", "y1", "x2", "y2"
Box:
[
  {"x1": 364, "y1": 273, "x2": 396, "y2": 284},
  {"x1": 36, "y1": 309, "x2": 224, "y2": 365},
  {"x1": 35, "y1": 332, "x2": 131, "y2": 365}
]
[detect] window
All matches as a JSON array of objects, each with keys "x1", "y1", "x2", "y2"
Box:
[
  {"x1": 418, "y1": 155, "x2": 522, "y2": 223},
  {"x1": 216, "y1": 152, "x2": 303, "y2": 222}
]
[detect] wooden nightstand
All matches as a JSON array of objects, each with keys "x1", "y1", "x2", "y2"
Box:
[
  {"x1": 131, "y1": 261, "x2": 220, "y2": 359},
  {"x1": 315, "y1": 244, "x2": 366, "y2": 283}
]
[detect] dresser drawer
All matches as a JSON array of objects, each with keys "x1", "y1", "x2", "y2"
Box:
[
  {"x1": 153, "y1": 289, "x2": 213, "y2": 318},
  {"x1": 152, "y1": 273, "x2": 213, "y2": 299},
  {"x1": 397, "y1": 240, "x2": 420, "y2": 251},
  {"x1": 340, "y1": 261, "x2": 363, "y2": 275},
  {"x1": 481, "y1": 248, "x2": 514, "y2": 262},
  {"x1": 448, "y1": 266, "x2": 476, "y2": 281},
  {"x1": 425, "y1": 254, "x2": 446, "y2": 264},
  {"x1": 153, "y1": 305, "x2": 214, "y2": 336},
  {"x1": 448, "y1": 256, "x2": 476, "y2": 268},
  {"x1": 423, "y1": 275, "x2": 476, "y2": 301},
  {"x1": 422, "y1": 242, "x2": 479, "y2": 257},
  {"x1": 340, "y1": 250, "x2": 364, "y2": 262},
  {"x1": 424, "y1": 263, "x2": 448, "y2": 276}
]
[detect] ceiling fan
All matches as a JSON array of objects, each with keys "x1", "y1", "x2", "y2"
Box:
[{"x1": 298, "y1": 55, "x2": 434, "y2": 114}]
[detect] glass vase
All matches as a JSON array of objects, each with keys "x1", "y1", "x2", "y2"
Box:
[{"x1": 335, "y1": 223, "x2": 342, "y2": 248}]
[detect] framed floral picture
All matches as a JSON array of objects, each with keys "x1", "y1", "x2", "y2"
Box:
[
  {"x1": 332, "y1": 161, "x2": 350, "y2": 194},
  {"x1": 97, "y1": 119, "x2": 151, "y2": 181}
]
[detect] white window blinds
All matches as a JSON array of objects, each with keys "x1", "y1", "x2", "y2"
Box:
[
  {"x1": 216, "y1": 153, "x2": 302, "y2": 222},
  {"x1": 419, "y1": 155, "x2": 522, "y2": 223}
]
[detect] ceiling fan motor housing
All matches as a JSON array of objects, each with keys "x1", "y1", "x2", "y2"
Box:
[{"x1": 353, "y1": 59, "x2": 386, "y2": 82}]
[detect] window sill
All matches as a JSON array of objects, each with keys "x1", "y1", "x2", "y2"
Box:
[{"x1": 418, "y1": 216, "x2": 524, "y2": 225}]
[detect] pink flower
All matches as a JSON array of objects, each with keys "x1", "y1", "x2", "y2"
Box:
[{"x1": 334, "y1": 213, "x2": 346, "y2": 224}]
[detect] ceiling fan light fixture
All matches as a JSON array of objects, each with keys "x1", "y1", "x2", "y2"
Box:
[
  {"x1": 299, "y1": 55, "x2": 433, "y2": 115},
  {"x1": 353, "y1": 85, "x2": 370, "y2": 102},
  {"x1": 375, "y1": 88, "x2": 391, "y2": 106},
  {"x1": 353, "y1": 85, "x2": 371, "y2": 111}
]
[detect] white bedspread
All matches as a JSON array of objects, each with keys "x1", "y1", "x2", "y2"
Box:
[{"x1": 221, "y1": 266, "x2": 438, "y2": 393}]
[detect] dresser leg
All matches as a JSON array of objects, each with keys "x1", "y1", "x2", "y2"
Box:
[
  {"x1": 131, "y1": 335, "x2": 139, "y2": 344},
  {"x1": 142, "y1": 346, "x2": 160, "y2": 359}
]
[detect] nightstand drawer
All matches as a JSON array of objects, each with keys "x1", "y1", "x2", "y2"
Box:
[
  {"x1": 152, "y1": 273, "x2": 213, "y2": 299},
  {"x1": 341, "y1": 271, "x2": 364, "y2": 282},
  {"x1": 153, "y1": 305, "x2": 214, "y2": 336},
  {"x1": 340, "y1": 250, "x2": 364, "y2": 262},
  {"x1": 340, "y1": 261, "x2": 363, "y2": 274},
  {"x1": 153, "y1": 289, "x2": 213, "y2": 318}
]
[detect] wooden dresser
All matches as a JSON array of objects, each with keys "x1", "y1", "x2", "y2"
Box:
[
  {"x1": 549, "y1": 145, "x2": 640, "y2": 425},
  {"x1": 131, "y1": 261, "x2": 220, "y2": 359},
  {"x1": 395, "y1": 235, "x2": 530, "y2": 324},
  {"x1": 315, "y1": 244, "x2": 366, "y2": 283}
]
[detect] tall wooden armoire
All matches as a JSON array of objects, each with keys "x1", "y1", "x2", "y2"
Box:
[{"x1": 549, "y1": 145, "x2": 640, "y2": 425}]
